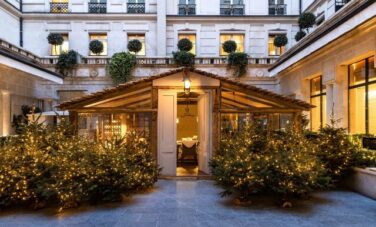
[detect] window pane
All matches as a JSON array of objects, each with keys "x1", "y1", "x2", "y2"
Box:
[
  {"x1": 51, "y1": 34, "x2": 69, "y2": 56},
  {"x1": 369, "y1": 57, "x2": 375, "y2": 82},
  {"x1": 310, "y1": 77, "x2": 321, "y2": 96},
  {"x1": 89, "y1": 34, "x2": 107, "y2": 56},
  {"x1": 178, "y1": 34, "x2": 196, "y2": 55},
  {"x1": 349, "y1": 60, "x2": 366, "y2": 86},
  {"x1": 128, "y1": 34, "x2": 145, "y2": 55},
  {"x1": 369, "y1": 84, "x2": 376, "y2": 134},
  {"x1": 349, "y1": 86, "x2": 366, "y2": 134},
  {"x1": 311, "y1": 96, "x2": 321, "y2": 131},
  {"x1": 220, "y1": 34, "x2": 244, "y2": 55},
  {"x1": 279, "y1": 113, "x2": 292, "y2": 131},
  {"x1": 220, "y1": 113, "x2": 250, "y2": 134}
]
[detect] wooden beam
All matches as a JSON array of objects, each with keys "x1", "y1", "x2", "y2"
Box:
[
  {"x1": 222, "y1": 92, "x2": 271, "y2": 108},
  {"x1": 221, "y1": 90, "x2": 284, "y2": 108},
  {"x1": 220, "y1": 108, "x2": 300, "y2": 113},
  {"x1": 70, "y1": 107, "x2": 157, "y2": 113},
  {"x1": 221, "y1": 97, "x2": 255, "y2": 109},
  {"x1": 151, "y1": 88, "x2": 158, "y2": 159},
  {"x1": 87, "y1": 88, "x2": 152, "y2": 108}
]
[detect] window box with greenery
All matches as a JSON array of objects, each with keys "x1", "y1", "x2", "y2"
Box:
[
  {"x1": 173, "y1": 38, "x2": 195, "y2": 68},
  {"x1": 222, "y1": 40, "x2": 248, "y2": 77}
]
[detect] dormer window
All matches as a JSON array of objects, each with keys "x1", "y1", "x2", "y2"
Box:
[
  {"x1": 220, "y1": 0, "x2": 244, "y2": 16},
  {"x1": 269, "y1": 0, "x2": 286, "y2": 15}
]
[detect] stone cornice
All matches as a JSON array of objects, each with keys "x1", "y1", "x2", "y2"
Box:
[
  {"x1": 21, "y1": 13, "x2": 157, "y2": 21},
  {"x1": 166, "y1": 15, "x2": 299, "y2": 23}
]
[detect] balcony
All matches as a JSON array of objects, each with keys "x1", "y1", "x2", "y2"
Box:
[
  {"x1": 178, "y1": 4, "x2": 196, "y2": 15},
  {"x1": 50, "y1": 2, "x2": 69, "y2": 14},
  {"x1": 220, "y1": 4, "x2": 244, "y2": 16},
  {"x1": 335, "y1": 0, "x2": 351, "y2": 12},
  {"x1": 268, "y1": 4, "x2": 286, "y2": 15},
  {"x1": 88, "y1": 2, "x2": 107, "y2": 14},
  {"x1": 127, "y1": 3, "x2": 145, "y2": 13}
]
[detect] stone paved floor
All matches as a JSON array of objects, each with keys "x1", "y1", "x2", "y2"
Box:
[{"x1": 0, "y1": 180, "x2": 376, "y2": 227}]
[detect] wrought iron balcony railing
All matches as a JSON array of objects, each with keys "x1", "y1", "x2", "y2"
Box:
[
  {"x1": 178, "y1": 4, "x2": 196, "y2": 15},
  {"x1": 268, "y1": 4, "x2": 286, "y2": 15},
  {"x1": 127, "y1": 3, "x2": 145, "y2": 13},
  {"x1": 50, "y1": 2, "x2": 69, "y2": 13},
  {"x1": 220, "y1": 4, "x2": 244, "y2": 16},
  {"x1": 88, "y1": 2, "x2": 107, "y2": 14},
  {"x1": 335, "y1": 0, "x2": 351, "y2": 12}
]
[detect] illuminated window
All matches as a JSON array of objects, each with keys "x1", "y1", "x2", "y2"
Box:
[
  {"x1": 349, "y1": 57, "x2": 376, "y2": 134},
  {"x1": 220, "y1": 34, "x2": 244, "y2": 56},
  {"x1": 128, "y1": 34, "x2": 145, "y2": 55},
  {"x1": 51, "y1": 34, "x2": 69, "y2": 56},
  {"x1": 310, "y1": 76, "x2": 327, "y2": 131},
  {"x1": 178, "y1": 34, "x2": 196, "y2": 55},
  {"x1": 268, "y1": 34, "x2": 285, "y2": 56},
  {"x1": 50, "y1": 0, "x2": 69, "y2": 13},
  {"x1": 89, "y1": 34, "x2": 107, "y2": 56}
]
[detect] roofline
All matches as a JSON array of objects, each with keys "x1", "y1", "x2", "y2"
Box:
[
  {"x1": 268, "y1": 0, "x2": 374, "y2": 72},
  {"x1": 0, "y1": 48, "x2": 63, "y2": 79},
  {"x1": 58, "y1": 67, "x2": 313, "y2": 110}
]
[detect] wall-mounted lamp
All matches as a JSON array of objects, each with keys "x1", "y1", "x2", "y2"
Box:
[{"x1": 183, "y1": 69, "x2": 191, "y2": 95}]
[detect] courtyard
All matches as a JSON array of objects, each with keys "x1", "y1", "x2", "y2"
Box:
[{"x1": 0, "y1": 180, "x2": 375, "y2": 227}]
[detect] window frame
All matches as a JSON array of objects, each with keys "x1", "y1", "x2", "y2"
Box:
[
  {"x1": 50, "y1": 33, "x2": 69, "y2": 56},
  {"x1": 310, "y1": 76, "x2": 326, "y2": 131},
  {"x1": 178, "y1": 33, "x2": 196, "y2": 55},
  {"x1": 348, "y1": 57, "x2": 376, "y2": 134},
  {"x1": 219, "y1": 33, "x2": 245, "y2": 56},
  {"x1": 268, "y1": 34, "x2": 286, "y2": 56}
]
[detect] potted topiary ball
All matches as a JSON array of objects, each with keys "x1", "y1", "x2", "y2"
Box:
[
  {"x1": 298, "y1": 12, "x2": 316, "y2": 33},
  {"x1": 274, "y1": 35, "x2": 288, "y2": 48},
  {"x1": 177, "y1": 38, "x2": 193, "y2": 52},
  {"x1": 222, "y1": 40, "x2": 237, "y2": 54},
  {"x1": 295, "y1": 30, "x2": 307, "y2": 42},
  {"x1": 89, "y1": 40, "x2": 104, "y2": 55},
  {"x1": 127, "y1": 39, "x2": 143, "y2": 54},
  {"x1": 47, "y1": 33, "x2": 64, "y2": 54}
]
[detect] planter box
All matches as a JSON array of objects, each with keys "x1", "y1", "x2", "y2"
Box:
[{"x1": 348, "y1": 167, "x2": 376, "y2": 200}]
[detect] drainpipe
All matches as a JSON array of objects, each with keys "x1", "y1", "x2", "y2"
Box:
[
  {"x1": 19, "y1": 0, "x2": 23, "y2": 47},
  {"x1": 299, "y1": 0, "x2": 302, "y2": 14},
  {"x1": 19, "y1": 17, "x2": 23, "y2": 47}
]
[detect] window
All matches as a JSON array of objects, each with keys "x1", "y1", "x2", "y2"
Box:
[
  {"x1": 178, "y1": 0, "x2": 196, "y2": 15},
  {"x1": 310, "y1": 76, "x2": 327, "y2": 131},
  {"x1": 335, "y1": 0, "x2": 351, "y2": 12},
  {"x1": 51, "y1": 34, "x2": 69, "y2": 56},
  {"x1": 178, "y1": 34, "x2": 196, "y2": 55},
  {"x1": 127, "y1": 0, "x2": 145, "y2": 13},
  {"x1": 349, "y1": 57, "x2": 376, "y2": 134},
  {"x1": 88, "y1": 0, "x2": 107, "y2": 13},
  {"x1": 268, "y1": 0, "x2": 286, "y2": 15},
  {"x1": 220, "y1": 34, "x2": 244, "y2": 56},
  {"x1": 268, "y1": 34, "x2": 285, "y2": 56},
  {"x1": 128, "y1": 34, "x2": 145, "y2": 56},
  {"x1": 89, "y1": 34, "x2": 107, "y2": 56},
  {"x1": 220, "y1": 0, "x2": 244, "y2": 15},
  {"x1": 50, "y1": 0, "x2": 69, "y2": 13}
]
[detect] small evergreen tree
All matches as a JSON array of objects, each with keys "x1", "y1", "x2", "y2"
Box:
[
  {"x1": 298, "y1": 12, "x2": 316, "y2": 33},
  {"x1": 89, "y1": 40, "x2": 104, "y2": 55},
  {"x1": 108, "y1": 52, "x2": 137, "y2": 84},
  {"x1": 295, "y1": 30, "x2": 307, "y2": 42},
  {"x1": 127, "y1": 39, "x2": 143, "y2": 54},
  {"x1": 173, "y1": 38, "x2": 195, "y2": 68}
]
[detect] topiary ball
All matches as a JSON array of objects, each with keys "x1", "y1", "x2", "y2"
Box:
[
  {"x1": 295, "y1": 30, "x2": 307, "y2": 42},
  {"x1": 47, "y1": 33, "x2": 64, "y2": 46},
  {"x1": 177, "y1": 38, "x2": 193, "y2": 52},
  {"x1": 274, "y1": 35, "x2": 288, "y2": 47},
  {"x1": 56, "y1": 50, "x2": 78, "y2": 76},
  {"x1": 89, "y1": 40, "x2": 104, "y2": 55},
  {"x1": 127, "y1": 39, "x2": 143, "y2": 54},
  {"x1": 173, "y1": 51, "x2": 195, "y2": 68},
  {"x1": 298, "y1": 12, "x2": 316, "y2": 31},
  {"x1": 222, "y1": 40, "x2": 237, "y2": 54}
]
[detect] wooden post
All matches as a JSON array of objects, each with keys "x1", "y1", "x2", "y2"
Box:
[
  {"x1": 212, "y1": 88, "x2": 221, "y2": 156},
  {"x1": 151, "y1": 87, "x2": 158, "y2": 159},
  {"x1": 293, "y1": 111, "x2": 302, "y2": 133},
  {"x1": 68, "y1": 111, "x2": 78, "y2": 133}
]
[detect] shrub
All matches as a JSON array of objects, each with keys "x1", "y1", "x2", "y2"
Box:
[
  {"x1": 89, "y1": 40, "x2": 104, "y2": 55},
  {"x1": 108, "y1": 52, "x2": 137, "y2": 84},
  {"x1": 47, "y1": 33, "x2": 64, "y2": 46},
  {"x1": 177, "y1": 38, "x2": 193, "y2": 52},
  {"x1": 222, "y1": 40, "x2": 237, "y2": 54},
  {"x1": 0, "y1": 120, "x2": 159, "y2": 210},
  {"x1": 227, "y1": 52, "x2": 248, "y2": 77},
  {"x1": 210, "y1": 123, "x2": 327, "y2": 202},
  {"x1": 298, "y1": 12, "x2": 316, "y2": 33},
  {"x1": 127, "y1": 39, "x2": 143, "y2": 54},
  {"x1": 56, "y1": 50, "x2": 78, "y2": 77},
  {"x1": 273, "y1": 35, "x2": 288, "y2": 48},
  {"x1": 173, "y1": 51, "x2": 195, "y2": 68},
  {"x1": 295, "y1": 30, "x2": 306, "y2": 42}
]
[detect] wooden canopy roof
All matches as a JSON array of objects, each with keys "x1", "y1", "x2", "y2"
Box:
[{"x1": 58, "y1": 68, "x2": 313, "y2": 111}]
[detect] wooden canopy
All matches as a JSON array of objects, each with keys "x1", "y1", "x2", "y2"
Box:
[{"x1": 58, "y1": 68, "x2": 312, "y2": 112}]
